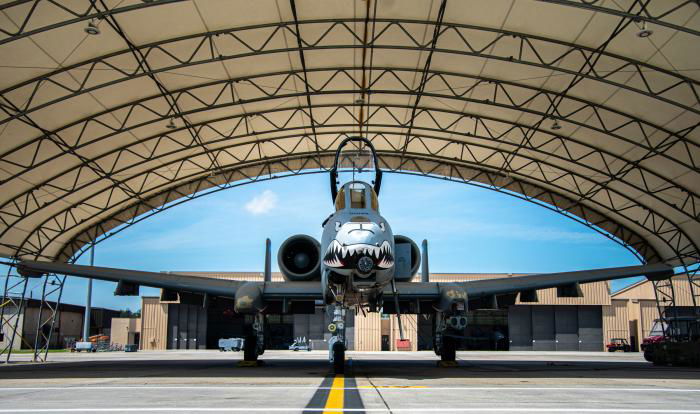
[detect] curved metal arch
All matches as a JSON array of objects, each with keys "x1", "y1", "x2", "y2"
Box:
[
  {"x1": 16, "y1": 129, "x2": 693, "y2": 266},
  {"x1": 5, "y1": 117, "x2": 697, "y2": 266},
  {"x1": 1, "y1": 0, "x2": 697, "y2": 49},
  {"x1": 3, "y1": 92, "x2": 697, "y2": 239},
  {"x1": 0, "y1": 0, "x2": 187, "y2": 45},
  {"x1": 58, "y1": 151, "x2": 655, "y2": 265},
  {"x1": 2, "y1": 18, "x2": 697, "y2": 127},
  {"x1": 539, "y1": 0, "x2": 700, "y2": 38},
  {"x1": 3, "y1": 65, "x2": 697, "y2": 175},
  {"x1": 3, "y1": 109, "x2": 695, "y2": 254}
]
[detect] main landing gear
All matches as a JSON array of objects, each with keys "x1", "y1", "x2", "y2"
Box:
[
  {"x1": 242, "y1": 313, "x2": 266, "y2": 364},
  {"x1": 328, "y1": 305, "x2": 347, "y2": 374},
  {"x1": 433, "y1": 312, "x2": 466, "y2": 365}
]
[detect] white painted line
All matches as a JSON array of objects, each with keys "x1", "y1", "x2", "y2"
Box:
[
  {"x1": 0, "y1": 409, "x2": 699, "y2": 413},
  {"x1": 1, "y1": 386, "x2": 699, "y2": 392}
]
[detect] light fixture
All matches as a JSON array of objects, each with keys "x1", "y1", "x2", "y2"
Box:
[
  {"x1": 551, "y1": 120, "x2": 562, "y2": 131},
  {"x1": 637, "y1": 21, "x2": 653, "y2": 38},
  {"x1": 84, "y1": 19, "x2": 100, "y2": 36},
  {"x1": 166, "y1": 118, "x2": 176, "y2": 129},
  {"x1": 354, "y1": 97, "x2": 365, "y2": 105}
]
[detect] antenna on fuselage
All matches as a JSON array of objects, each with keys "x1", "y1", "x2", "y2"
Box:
[
  {"x1": 330, "y1": 136, "x2": 382, "y2": 202},
  {"x1": 264, "y1": 238, "x2": 271, "y2": 282}
]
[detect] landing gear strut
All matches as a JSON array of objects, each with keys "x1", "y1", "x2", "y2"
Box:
[
  {"x1": 328, "y1": 305, "x2": 347, "y2": 374},
  {"x1": 243, "y1": 313, "x2": 266, "y2": 362}
]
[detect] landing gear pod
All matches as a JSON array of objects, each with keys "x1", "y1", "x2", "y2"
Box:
[{"x1": 278, "y1": 235, "x2": 322, "y2": 281}]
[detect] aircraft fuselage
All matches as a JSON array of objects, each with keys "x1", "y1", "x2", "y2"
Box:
[{"x1": 320, "y1": 181, "x2": 395, "y2": 307}]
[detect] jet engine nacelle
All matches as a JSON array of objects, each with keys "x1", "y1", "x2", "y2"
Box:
[
  {"x1": 278, "y1": 234, "x2": 322, "y2": 281},
  {"x1": 393, "y1": 235, "x2": 421, "y2": 281}
]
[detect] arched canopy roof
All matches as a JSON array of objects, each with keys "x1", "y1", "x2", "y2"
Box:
[{"x1": 0, "y1": 0, "x2": 698, "y2": 266}]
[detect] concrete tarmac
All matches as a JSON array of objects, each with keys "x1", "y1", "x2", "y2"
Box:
[{"x1": 1, "y1": 350, "x2": 699, "y2": 413}]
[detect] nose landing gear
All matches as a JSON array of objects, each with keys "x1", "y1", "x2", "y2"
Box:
[
  {"x1": 242, "y1": 313, "x2": 266, "y2": 365},
  {"x1": 328, "y1": 305, "x2": 347, "y2": 374}
]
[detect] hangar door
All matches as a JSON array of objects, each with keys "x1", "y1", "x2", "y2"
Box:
[
  {"x1": 167, "y1": 304, "x2": 207, "y2": 350},
  {"x1": 508, "y1": 306, "x2": 602, "y2": 351}
]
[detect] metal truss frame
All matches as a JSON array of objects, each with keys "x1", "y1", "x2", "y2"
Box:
[
  {"x1": 3, "y1": 102, "x2": 696, "y2": 263},
  {"x1": 0, "y1": 260, "x2": 28, "y2": 362},
  {"x1": 1, "y1": 5, "x2": 698, "y2": 361},
  {"x1": 539, "y1": 0, "x2": 700, "y2": 38},
  {"x1": 29, "y1": 272, "x2": 66, "y2": 362},
  {"x1": 2, "y1": 18, "x2": 698, "y2": 126}
]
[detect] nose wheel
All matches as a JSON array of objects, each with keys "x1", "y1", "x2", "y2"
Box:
[{"x1": 332, "y1": 342, "x2": 345, "y2": 374}]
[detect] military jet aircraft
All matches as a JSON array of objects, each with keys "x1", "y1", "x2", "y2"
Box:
[{"x1": 14, "y1": 137, "x2": 674, "y2": 373}]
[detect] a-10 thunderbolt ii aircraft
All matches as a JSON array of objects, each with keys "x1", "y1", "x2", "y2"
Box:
[{"x1": 14, "y1": 137, "x2": 674, "y2": 373}]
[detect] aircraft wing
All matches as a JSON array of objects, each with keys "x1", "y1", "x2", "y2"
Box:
[
  {"x1": 17, "y1": 260, "x2": 245, "y2": 298},
  {"x1": 15, "y1": 260, "x2": 324, "y2": 302},
  {"x1": 460, "y1": 263, "x2": 674, "y2": 298},
  {"x1": 386, "y1": 263, "x2": 673, "y2": 303}
]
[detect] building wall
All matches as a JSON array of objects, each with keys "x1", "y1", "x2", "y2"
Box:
[
  {"x1": 0, "y1": 304, "x2": 24, "y2": 350},
  {"x1": 509, "y1": 305, "x2": 604, "y2": 351},
  {"x1": 140, "y1": 297, "x2": 168, "y2": 350},
  {"x1": 613, "y1": 276, "x2": 697, "y2": 305},
  {"x1": 354, "y1": 312, "x2": 381, "y2": 351},
  {"x1": 603, "y1": 299, "x2": 630, "y2": 347},
  {"x1": 607, "y1": 275, "x2": 699, "y2": 349},
  {"x1": 390, "y1": 314, "x2": 418, "y2": 351},
  {"x1": 428, "y1": 274, "x2": 611, "y2": 306},
  {"x1": 111, "y1": 318, "x2": 141, "y2": 346},
  {"x1": 21, "y1": 307, "x2": 83, "y2": 349},
  {"x1": 140, "y1": 271, "x2": 696, "y2": 352}
]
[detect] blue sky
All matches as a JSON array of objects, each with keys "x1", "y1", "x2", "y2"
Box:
[{"x1": 3, "y1": 173, "x2": 643, "y2": 311}]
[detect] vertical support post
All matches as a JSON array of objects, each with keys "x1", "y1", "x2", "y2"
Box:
[
  {"x1": 31, "y1": 273, "x2": 67, "y2": 362},
  {"x1": 421, "y1": 239, "x2": 429, "y2": 283},
  {"x1": 264, "y1": 238, "x2": 271, "y2": 282},
  {"x1": 651, "y1": 277, "x2": 679, "y2": 339},
  {"x1": 390, "y1": 278, "x2": 404, "y2": 340},
  {"x1": 83, "y1": 243, "x2": 95, "y2": 340},
  {"x1": 1, "y1": 261, "x2": 29, "y2": 363}
]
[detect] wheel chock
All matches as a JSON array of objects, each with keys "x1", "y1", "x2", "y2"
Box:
[
  {"x1": 437, "y1": 360, "x2": 458, "y2": 368},
  {"x1": 237, "y1": 360, "x2": 264, "y2": 367}
]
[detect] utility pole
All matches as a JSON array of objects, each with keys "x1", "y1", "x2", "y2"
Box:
[{"x1": 82, "y1": 243, "x2": 94, "y2": 341}]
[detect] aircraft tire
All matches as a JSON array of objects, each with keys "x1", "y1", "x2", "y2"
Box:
[
  {"x1": 244, "y1": 335, "x2": 258, "y2": 362},
  {"x1": 441, "y1": 336, "x2": 456, "y2": 362},
  {"x1": 333, "y1": 343, "x2": 345, "y2": 374}
]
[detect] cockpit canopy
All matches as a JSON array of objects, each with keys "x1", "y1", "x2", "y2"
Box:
[{"x1": 335, "y1": 181, "x2": 379, "y2": 212}]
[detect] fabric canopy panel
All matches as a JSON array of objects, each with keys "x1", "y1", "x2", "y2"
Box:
[{"x1": 0, "y1": 0, "x2": 698, "y2": 266}]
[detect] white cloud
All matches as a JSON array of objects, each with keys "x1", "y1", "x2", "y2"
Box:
[{"x1": 244, "y1": 190, "x2": 278, "y2": 215}]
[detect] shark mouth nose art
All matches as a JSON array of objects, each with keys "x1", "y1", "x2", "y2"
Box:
[{"x1": 323, "y1": 240, "x2": 394, "y2": 269}]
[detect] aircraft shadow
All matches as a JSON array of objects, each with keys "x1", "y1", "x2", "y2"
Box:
[{"x1": 1, "y1": 357, "x2": 698, "y2": 381}]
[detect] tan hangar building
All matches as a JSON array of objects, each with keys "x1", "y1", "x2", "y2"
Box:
[{"x1": 111, "y1": 273, "x2": 696, "y2": 352}]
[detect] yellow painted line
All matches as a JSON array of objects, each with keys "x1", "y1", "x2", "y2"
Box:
[{"x1": 322, "y1": 374, "x2": 344, "y2": 414}]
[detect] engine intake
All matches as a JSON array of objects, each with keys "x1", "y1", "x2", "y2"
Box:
[
  {"x1": 393, "y1": 235, "x2": 420, "y2": 281},
  {"x1": 278, "y1": 235, "x2": 321, "y2": 281}
]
